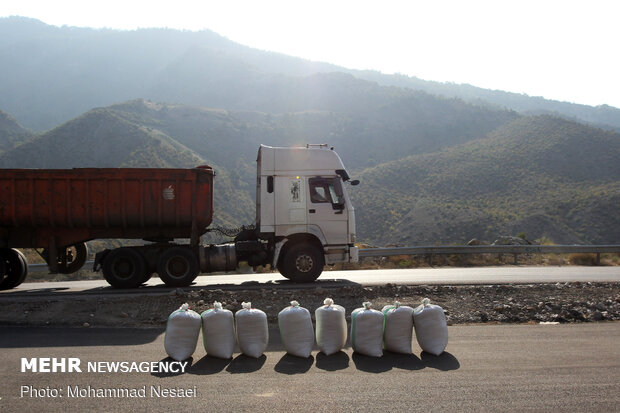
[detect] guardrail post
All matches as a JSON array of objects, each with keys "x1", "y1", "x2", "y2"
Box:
[{"x1": 596, "y1": 253, "x2": 601, "y2": 266}]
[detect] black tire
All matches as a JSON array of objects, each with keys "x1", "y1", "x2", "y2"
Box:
[
  {"x1": 14, "y1": 249, "x2": 29, "y2": 287},
  {"x1": 0, "y1": 248, "x2": 28, "y2": 290},
  {"x1": 278, "y1": 243, "x2": 324, "y2": 283},
  {"x1": 56, "y1": 242, "x2": 88, "y2": 274},
  {"x1": 157, "y1": 247, "x2": 199, "y2": 288},
  {"x1": 101, "y1": 248, "x2": 147, "y2": 289},
  {"x1": 41, "y1": 242, "x2": 88, "y2": 274}
]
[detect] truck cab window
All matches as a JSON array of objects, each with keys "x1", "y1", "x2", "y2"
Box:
[{"x1": 309, "y1": 177, "x2": 344, "y2": 206}]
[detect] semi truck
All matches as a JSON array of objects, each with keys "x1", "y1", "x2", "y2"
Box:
[{"x1": 0, "y1": 144, "x2": 359, "y2": 289}]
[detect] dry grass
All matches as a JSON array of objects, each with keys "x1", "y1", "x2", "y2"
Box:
[
  {"x1": 568, "y1": 253, "x2": 598, "y2": 266},
  {"x1": 330, "y1": 251, "x2": 619, "y2": 271}
]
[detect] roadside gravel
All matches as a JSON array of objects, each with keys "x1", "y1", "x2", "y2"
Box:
[{"x1": 1, "y1": 282, "x2": 618, "y2": 327}]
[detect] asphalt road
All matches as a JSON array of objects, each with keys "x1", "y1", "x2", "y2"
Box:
[
  {"x1": 1, "y1": 323, "x2": 618, "y2": 412},
  {"x1": 4, "y1": 266, "x2": 620, "y2": 296}
]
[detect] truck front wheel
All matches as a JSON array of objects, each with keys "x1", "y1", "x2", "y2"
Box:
[
  {"x1": 279, "y1": 243, "x2": 324, "y2": 283},
  {"x1": 102, "y1": 248, "x2": 147, "y2": 289},
  {"x1": 157, "y1": 247, "x2": 199, "y2": 288}
]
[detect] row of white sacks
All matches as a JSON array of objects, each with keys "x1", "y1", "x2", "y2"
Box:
[{"x1": 164, "y1": 298, "x2": 448, "y2": 361}]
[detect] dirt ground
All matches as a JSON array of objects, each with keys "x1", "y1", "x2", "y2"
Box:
[{"x1": 1, "y1": 282, "x2": 618, "y2": 328}]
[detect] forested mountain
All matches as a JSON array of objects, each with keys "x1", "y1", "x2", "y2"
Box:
[
  {"x1": 0, "y1": 16, "x2": 337, "y2": 131},
  {"x1": 353, "y1": 116, "x2": 620, "y2": 245},
  {"x1": 356, "y1": 72, "x2": 620, "y2": 132},
  {"x1": 1, "y1": 16, "x2": 619, "y2": 132}
]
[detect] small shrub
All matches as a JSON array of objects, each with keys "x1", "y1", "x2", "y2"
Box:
[
  {"x1": 538, "y1": 236, "x2": 554, "y2": 245},
  {"x1": 388, "y1": 255, "x2": 409, "y2": 266}
]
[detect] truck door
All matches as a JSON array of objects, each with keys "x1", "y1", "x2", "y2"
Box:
[
  {"x1": 306, "y1": 177, "x2": 349, "y2": 245},
  {"x1": 274, "y1": 176, "x2": 307, "y2": 228}
]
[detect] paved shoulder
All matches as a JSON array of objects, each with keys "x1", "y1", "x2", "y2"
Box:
[{"x1": 1, "y1": 323, "x2": 618, "y2": 412}]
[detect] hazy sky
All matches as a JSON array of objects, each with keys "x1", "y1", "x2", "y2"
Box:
[{"x1": 2, "y1": 0, "x2": 619, "y2": 108}]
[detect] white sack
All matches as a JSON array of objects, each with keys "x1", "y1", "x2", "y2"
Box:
[
  {"x1": 201, "y1": 301, "x2": 235, "y2": 359},
  {"x1": 278, "y1": 301, "x2": 314, "y2": 358},
  {"x1": 382, "y1": 302, "x2": 414, "y2": 354},
  {"x1": 164, "y1": 303, "x2": 201, "y2": 361},
  {"x1": 315, "y1": 298, "x2": 347, "y2": 356},
  {"x1": 413, "y1": 298, "x2": 448, "y2": 356},
  {"x1": 235, "y1": 302, "x2": 269, "y2": 358},
  {"x1": 351, "y1": 302, "x2": 384, "y2": 357}
]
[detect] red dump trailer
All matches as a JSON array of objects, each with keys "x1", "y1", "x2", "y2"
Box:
[{"x1": 0, "y1": 166, "x2": 214, "y2": 289}]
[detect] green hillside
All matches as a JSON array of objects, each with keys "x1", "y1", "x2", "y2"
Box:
[
  {"x1": 0, "y1": 109, "x2": 33, "y2": 153},
  {"x1": 352, "y1": 116, "x2": 620, "y2": 245},
  {"x1": 356, "y1": 72, "x2": 620, "y2": 132},
  {"x1": 105, "y1": 95, "x2": 517, "y2": 170},
  {"x1": 0, "y1": 108, "x2": 205, "y2": 168}
]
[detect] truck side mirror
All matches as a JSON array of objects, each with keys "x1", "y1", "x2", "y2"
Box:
[{"x1": 350, "y1": 180, "x2": 360, "y2": 186}]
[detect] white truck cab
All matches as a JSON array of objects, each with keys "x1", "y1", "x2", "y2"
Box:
[{"x1": 256, "y1": 144, "x2": 359, "y2": 281}]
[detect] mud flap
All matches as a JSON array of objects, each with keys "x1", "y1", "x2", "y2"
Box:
[{"x1": 272, "y1": 239, "x2": 288, "y2": 268}]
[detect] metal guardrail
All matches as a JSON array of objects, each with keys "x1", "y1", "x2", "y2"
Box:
[
  {"x1": 358, "y1": 245, "x2": 620, "y2": 256},
  {"x1": 359, "y1": 245, "x2": 620, "y2": 265}
]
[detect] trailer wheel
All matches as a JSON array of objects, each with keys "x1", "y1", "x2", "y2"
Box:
[
  {"x1": 102, "y1": 248, "x2": 147, "y2": 289},
  {"x1": 157, "y1": 247, "x2": 199, "y2": 288},
  {"x1": 0, "y1": 248, "x2": 28, "y2": 290},
  {"x1": 56, "y1": 243, "x2": 88, "y2": 274},
  {"x1": 14, "y1": 249, "x2": 29, "y2": 286},
  {"x1": 278, "y1": 243, "x2": 324, "y2": 283}
]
